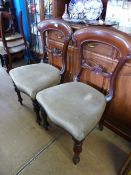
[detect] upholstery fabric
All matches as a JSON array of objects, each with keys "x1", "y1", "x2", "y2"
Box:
[
  {"x1": 0, "y1": 41, "x2": 4, "y2": 47},
  {"x1": 5, "y1": 33, "x2": 22, "y2": 41},
  {"x1": 0, "y1": 46, "x2": 6, "y2": 55},
  {"x1": 36, "y1": 82, "x2": 106, "y2": 141},
  {"x1": 9, "y1": 63, "x2": 61, "y2": 100},
  {"x1": 6, "y1": 39, "x2": 24, "y2": 48},
  {"x1": 9, "y1": 44, "x2": 25, "y2": 53},
  {"x1": 0, "y1": 43, "x2": 25, "y2": 54},
  {"x1": 0, "y1": 33, "x2": 25, "y2": 54}
]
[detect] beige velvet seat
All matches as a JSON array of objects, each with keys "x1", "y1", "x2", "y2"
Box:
[
  {"x1": 10, "y1": 63, "x2": 61, "y2": 100},
  {"x1": 37, "y1": 82, "x2": 106, "y2": 141},
  {"x1": 36, "y1": 27, "x2": 131, "y2": 164},
  {"x1": 9, "y1": 19, "x2": 72, "y2": 124}
]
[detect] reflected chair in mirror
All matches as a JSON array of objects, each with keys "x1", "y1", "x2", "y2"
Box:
[
  {"x1": 36, "y1": 27, "x2": 131, "y2": 164},
  {"x1": 9, "y1": 19, "x2": 73, "y2": 124},
  {"x1": 0, "y1": 11, "x2": 30, "y2": 71}
]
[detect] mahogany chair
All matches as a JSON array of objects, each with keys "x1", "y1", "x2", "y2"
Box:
[
  {"x1": 0, "y1": 11, "x2": 30, "y2": 71},
  {"x1": 36, "y1": 26, "x2": 131, "y2": 164},
  {"x1": 9, "y1": 19, "x2": 72, "y2": 124}
]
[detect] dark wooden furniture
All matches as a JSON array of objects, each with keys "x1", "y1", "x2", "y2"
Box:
[
  {"x1": 36, "y1": 26, "x2": 131, "y2": 164},
  {"x1": 0, "y1": 11, "x2": 30, "y2": 71},
  {"x1": 9, "y1": 19, "x2": 72, "y2": 125},
  {"x1": 42, "y1": 0, "x2": 131, "y2": 142}
]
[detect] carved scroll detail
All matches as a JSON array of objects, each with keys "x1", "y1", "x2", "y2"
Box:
[
  {"x1": 45, "y1": 46, "x2": 62, "y2": 57},
  {"x1": 82, "y1": 60, "x2": 111, "y2": 78}
]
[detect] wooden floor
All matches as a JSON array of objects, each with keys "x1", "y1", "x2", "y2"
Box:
[{"x1": 0, "y1": 64, "x2": 130, "y2": 175}]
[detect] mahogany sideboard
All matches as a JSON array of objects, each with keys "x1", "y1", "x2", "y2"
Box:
[{"x1": 47, "y1": 22, "x2": 131, "y2": 142}]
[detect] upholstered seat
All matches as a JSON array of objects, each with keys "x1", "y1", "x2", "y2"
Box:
[
  {"x1": 36, "y1": 82, "x2": 106, "y2": 141},
  {"x1": 0, "y1": 33, "x2": 25, "y2": 66},
  {"x1": 0, "y1": 45, "x2": 6, "y2": 55},
  {"x1": 0, "y1": 33, "x2": 23, "y2": 47},
  {"x1": 10, "y1": 63, "x2": 61, "y2": 100},
  {"x1": 0, "y1": 34, "x2": 25, "y2": 53},
  {"x1": 5, "y1": 33, "x2": 23, "y2": 41}
]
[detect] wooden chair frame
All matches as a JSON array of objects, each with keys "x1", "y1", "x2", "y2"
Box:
[{"x1": 0, "y1": 11, "x2": 30, "y2": 71}]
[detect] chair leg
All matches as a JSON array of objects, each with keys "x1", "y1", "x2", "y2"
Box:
[
  {"x1": 41, "y1": 108, "x2": 49, "y2": 130},
  {"x1": 72, "y1": 138, "x2": 84, "y2": 165},
  {"x1": 0, "y1": 54, "x2": 4, "y2": 67},
  {"x1": 3, "y1": 55, "x2": 10, "y2": 73},
  {"x1": 6, "y1": 55, "x2": 12, "y2": 72},
  {"x1": 32, "y1": 100, "x2": 41, "y2": 125},
  {"x1": 14, "y1": 83, "x2": 23, "y2": 105},
  {"x1": 99, "y1": 114, "x2": 106, "y2": 131},
  {"x1": 99, "y1": 120, "x2": 104, "y2": 131}
]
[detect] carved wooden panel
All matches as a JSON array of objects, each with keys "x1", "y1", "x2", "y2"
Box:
[{"x1": 48, "y1": 39, "x2": 74, "y2": 81}]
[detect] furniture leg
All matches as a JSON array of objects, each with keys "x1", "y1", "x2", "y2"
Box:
[
  {"x1": 72, "y1": 138, "x2": 84, "y2": 165},
  {"x1": 14, "y1": 83, "x2": 23, "y2": 105},
  {"x1": 41, "y1": 107, "x2": 49, "y2": 130},
  {"x1": 4, "y1": 54, "x2": 10, "y2": 72},
  {"x1": 32, "y1": 99, "x2": 41, "y2": 125},
  {"x1": 99, "y1": 118, "x2": 104, "y2": 131},
  {"x1": 0, "y1": 54, "x2": 4, "y2": 67}
]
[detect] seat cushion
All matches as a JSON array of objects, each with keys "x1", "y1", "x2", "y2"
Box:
[
  {"x1": 6, "y1": 39, "x2": 25, "y2": 48},
  {"x1": 0, "y1": 44, "x2": 25, "y2": 55},
  {"x1": 9, "y1": 63, "x2": 61, "y2": 99},
  {"x1": 9, "y1": 44, "x2": 25, "y2": 53},
  {"x1": 0, "y1": 33, "x2": 26, "y2": 54},
  {"x1": 36, "y1": 82, "x2": 106, "y2": 141},
  {"x1": 0, "y1": 46, "x2": 6, "y2": 55},
  {"x1": 5, "y1": 33, "x2": 23, "y2": 41}
]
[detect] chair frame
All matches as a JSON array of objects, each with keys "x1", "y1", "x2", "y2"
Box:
[
  {"x1": 0, "y1": 11, "x2": 30, "y2": 71},
  {"x1": 35, "y1": 19, "x2": 73, "y2": 124},
  {"x1": 73, "y1": 27, "x2": 131, "y2": 163},
  {"x1": 38, "y1": 26, "x2": 131, "y2": 164},
  {"x1": 12, "y1": 19, "x2": 73, "y2": 125}
]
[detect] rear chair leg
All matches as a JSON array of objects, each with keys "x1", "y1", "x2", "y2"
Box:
[
  {"x1": 14, "y1": 83, "x2": 23, "y2": 105},
  {"x1": 32, "y1": 100, "x2": 41, "y2": 125},
  {"x1": 0, "y1": 54, "x2": 4, "y2": 67},
  {"x1": 99, "y1": 121, "x2": 104, "y2": 131},
  {"x1": 99, "y1": 115, "x2": 105, "y2": 131},
  {"x1": 72, "y1": 138, "x2": 84, "y2": 165},
  {"x1": 4, "y1": 55, "x2": 10, "y2": 73},
  {"x1": 41, "y1": 108, "x2": 49, "y2": 130}
]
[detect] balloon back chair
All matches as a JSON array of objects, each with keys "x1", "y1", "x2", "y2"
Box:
[
  {"x1": 36, "y1": 26, "x2": 131, "y2": 164},
  {"x1": 0, "y1": 11, "x2": 30, "y2": 71},
  {"x1": 9, "y1": 19, "x2": 73, "y2": 124}
]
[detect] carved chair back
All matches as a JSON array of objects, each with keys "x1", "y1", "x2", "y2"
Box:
[
  {"x1": 72, "y1": 26, "x2": 131, "y2": 102},
  {"x1": 37, "y1": 19, "x2": 73, "y2": 76}
]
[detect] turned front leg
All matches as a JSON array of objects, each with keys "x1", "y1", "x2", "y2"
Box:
[
  {"x1": 32, "y1": 100, "x2": 41, "y2": 125},
  {"x1": 14, "y1": 83, "x2": 23, "y2": 105},
  {"x1": 72, "y1": 138, "x2": 84, "y2": 165},
  {"x1": 41, "y1": 107, "x2": 49, "y2": 130}
]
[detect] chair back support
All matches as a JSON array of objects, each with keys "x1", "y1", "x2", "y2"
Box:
[
  {"x1": 37, "y1": 19, "x2": 73, "y2": 75},
  {"x1": 72, "y1": 27, "x2": 131, "y2": 102}
]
